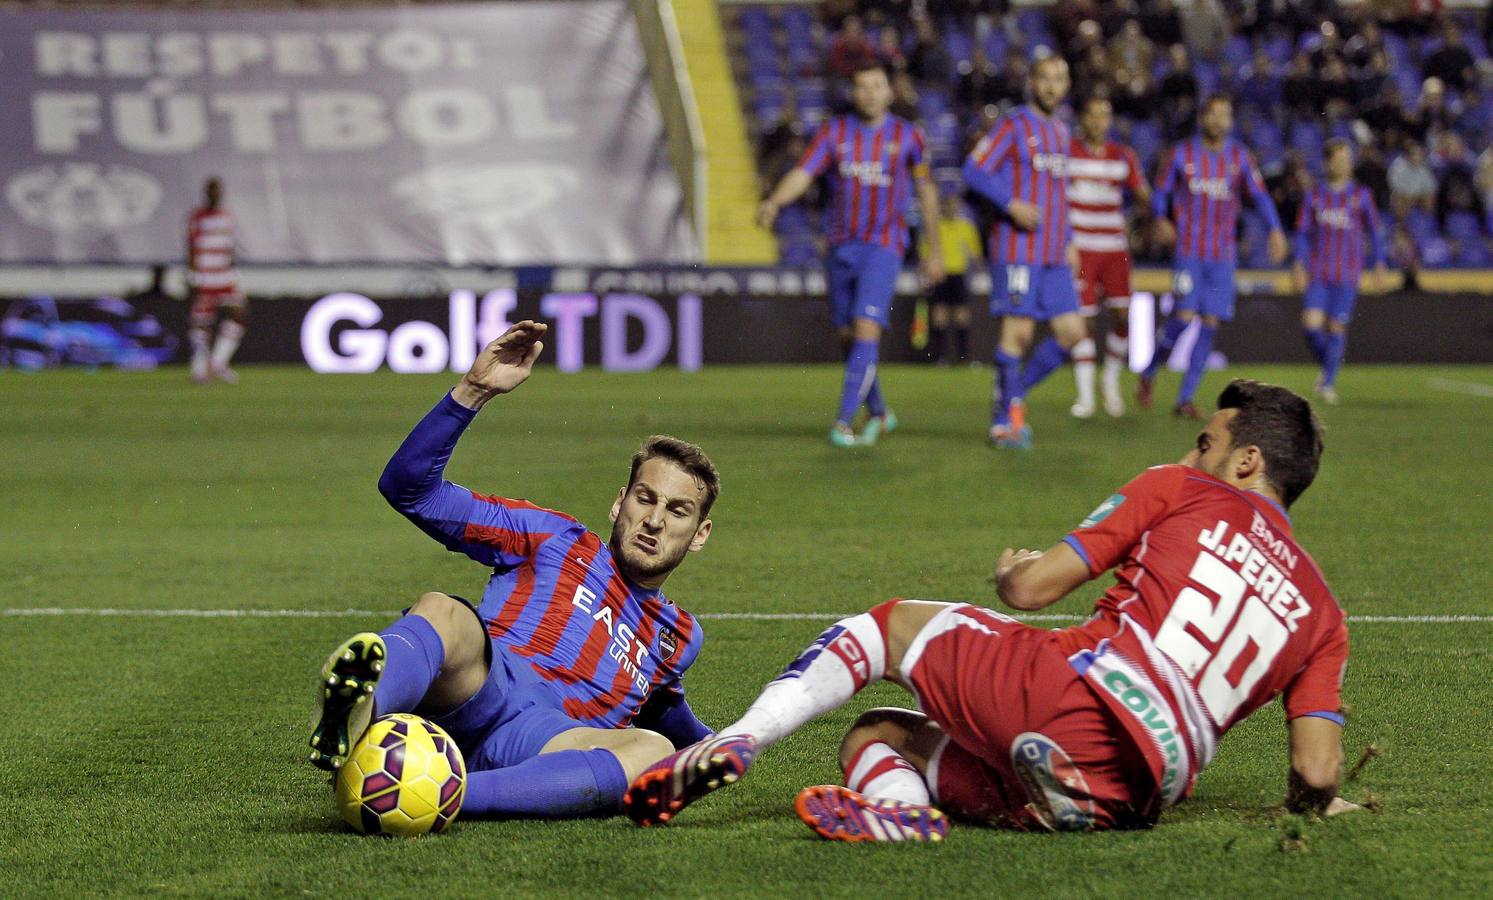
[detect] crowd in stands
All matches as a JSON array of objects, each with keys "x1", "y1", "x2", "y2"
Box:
[{"x1": 730, "y1": 0, "x2": 1493, "y2": 270}]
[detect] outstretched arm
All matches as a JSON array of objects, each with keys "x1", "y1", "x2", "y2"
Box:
[{"x1": 379, "y1": 322, "x2": 562, "y2": 566}]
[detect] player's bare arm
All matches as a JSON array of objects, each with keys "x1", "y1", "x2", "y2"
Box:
[
  {"x1": 449, "y1": 320, "x2": 548, "y2": 410},
  {"x1": 757, "y1": 168, "x2": 816, "y2": 230},
  {"x1": 1285, "y1": 715, "x2": 1359, "y2": 816},
  {"x1": 993, "y1": 542, "x2": 1090, "y2": 610},
  {"x1": 915, "y1": 175, "x2": 945, "y2": 284},
  {"x1": 1267, "y1": 229, "x2": 1289, "y2": 265}
]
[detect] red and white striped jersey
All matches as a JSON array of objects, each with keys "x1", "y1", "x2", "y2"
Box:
[
  {"x1": 1067, "y1": 139, "x2": 1144, "y2": 254},
  {"x1": 187, "y1": 207, "x2": 238, "y2": 295}
]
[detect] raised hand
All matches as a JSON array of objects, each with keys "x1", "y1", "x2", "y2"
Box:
[{"x1": 451, "y1": 320, "x2": 548, "y2": 409}]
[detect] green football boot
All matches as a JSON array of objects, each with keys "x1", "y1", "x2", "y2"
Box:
[{"x1": 307, "y1": 632, "x2": 385, "y2": 771}]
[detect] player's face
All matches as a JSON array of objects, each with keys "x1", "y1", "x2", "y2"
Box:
[
  {"x1": 1030, "y1": 59, "x2": 1070, "y2": 114},
  {"x1": 1080, "y1": 100, "x2": 1112, "y2": 143},
  {"x1": 1201, "y1": 101, "x2": 1232, "y2": 141},
  {"x1": 850, "y1": 69, "x2": 893, "y2": 120},
  {"x1": 609, "y1": 457, "x2": 712, "y2": 586},
  {"x1": 1182, "y1": 409, "x2": 1252, "y2": 483},
  {"x1": 1326, "y1": 146, "x2": 1353, "y2": 182}
]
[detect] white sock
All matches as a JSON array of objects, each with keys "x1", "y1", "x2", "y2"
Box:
[
  {"x1": 844, "y1": 740, "x2": 930, "y2": 806},
  {"x1": 189, "y1": 324, "x2": 211, "y2": 377},
  {"x1": 721, "y1": 614, "x2": 886, "y2": 748},
  {"x1": 211, "y1": 320, "x2": 245, "y2": 368},
  {"x1": 1072, "y1": 337, "x2": 1097, "y2": 408}
]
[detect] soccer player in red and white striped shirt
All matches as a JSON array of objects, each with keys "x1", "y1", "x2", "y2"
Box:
[
  {"x1": 186, "y1": 177, "x2": 247, "y2": 384},
  {"x1": 1067, "y1": 97, "x2": 1150, "y2": 418}
]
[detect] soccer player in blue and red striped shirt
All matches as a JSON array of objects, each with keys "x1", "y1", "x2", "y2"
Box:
[
  {"x1": 308, "y1": 321, "x2": 719, "y2": 820},
  {"x1": 758, "y1": 61, "x2": 943, "y2": 447},
  {"x1": 1142, "y1": 95, "x2": 1288, "y2": 418},
  {"x1": 1292, "y1": 140, "x2": 1388, "y2": 405},
  {"x1": 962, "y1": 55, "x2": 1085, "y2": 449}
]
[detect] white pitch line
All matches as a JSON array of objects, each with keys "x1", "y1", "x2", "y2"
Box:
[
  {"x1": 1, "y1": 608, "x2": 1490, "y2": 624},
  {"x1": 1428, "y1": 377, "x2": 1493, "y2": 398}
]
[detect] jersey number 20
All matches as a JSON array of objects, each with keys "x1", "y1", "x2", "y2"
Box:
[{"x1": 1154, "y1": 551, "x2": 1289, "y2": 725}]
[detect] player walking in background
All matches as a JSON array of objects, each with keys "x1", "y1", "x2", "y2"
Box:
[
  {"x1": 186, "y1": 177, "x2": 247, "y2": 384},
  {"x1": 758, "y1": 61, "x2": 943, "y2": 448},
  {"x1": 626, "y1": 380, "x2": 1357, "y2": 840},
  {"x1": 920, "y1": 192, "x2": 983, "y2": 365},
  {"x1": 308, "y1": 321, "x2": 720, "y2": 820},
  {"x1": 1293, "y1": 140, "x2": 1388, "y2": 405},
  {"x1": 1142, "y1": 96, "x2": 1287, "y2": 418},
  {"x1": 1067, "y1": 96, "x2": 1150, "y2": 418},
  {"x1": 962, "y1": 55, "x2": 1084, "y2": 449}
]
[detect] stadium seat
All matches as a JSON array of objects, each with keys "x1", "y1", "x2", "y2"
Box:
[
  {"x1": 781, "y1": 6, "x2": 813, "y2": 35},
  {"x1": 1222, "y1": 36, "x2": 1252, "y2": 71},
  {"x1": 1445, "y1": 211, "x2": 1484, "y2": 241},
  {"x1": 1420, "y1": 236, "x2": 1453, "y2": 268},
  {"x1": 945, "y1": 30, "x2": 973, "y2": 65},
  {"x1": 1405, "y1": 209, "x2": 1438, "y2": 242},
  {"x1": 1454, "y1": 238, "x2": 1491, "y2": 267}
]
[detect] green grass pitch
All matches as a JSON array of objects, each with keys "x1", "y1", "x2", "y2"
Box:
[{"x1": 2, "y1": 362, "x2": 1490, "y2": 896}]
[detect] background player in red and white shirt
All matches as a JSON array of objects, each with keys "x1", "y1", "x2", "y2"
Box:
[
  {"x1": 1067, "y1": 97, "x2": 1150, "y2": 419},
  {"x1": 626, "y1": 379, "x2": 1357, "y2": 840},
  {"x1": 186, "y1": 177, "x2": 247, "y2": 384}
]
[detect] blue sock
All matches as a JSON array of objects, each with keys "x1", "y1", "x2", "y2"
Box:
[
  {"x1": 1304, "y1": 328, "x2": 1328, "y2": 367},
  {"x1": 1178, "y1": 325, "x2": 1216, "y2": 404},
  {"x1": 372, "y1": 614, "x2": 444, "y2": 715},
  {"x1": 1146, "y1": 317, "x2": 1189, "y2": 379},
  {"x1": 865, "y1": 372, "x2": 887, "y2": 418},
  {"x1": 1019, "y1": 337, "x2": 1070, "y2": 394},
  {"x1": 1323, "y1": 331, "x2": 1347, "y2": 387},
  {"x1": 837, "y1": 339, "x2": 878, "y2": 426},
  {"x1": 992, "y1": 349, "x2": 1022, "y2": 427},
  {"x1": 462, "y1": 749, "x2": 628, "y2": 819}
]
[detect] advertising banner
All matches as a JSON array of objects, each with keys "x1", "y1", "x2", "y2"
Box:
[
  {"x1": 0, "y1": 2, "x2": 694, "y2": 265},
  {"x1": 5, "y1": 278, "x2": 1491, "y2": 371}
]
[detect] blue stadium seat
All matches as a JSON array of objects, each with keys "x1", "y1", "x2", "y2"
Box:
[
  {"x1": 1454, "y1": 238, "x2": 1490, "y2": 267},
  {"x1": 1445, "y1": 211, "x2": 1484, "y2": 241},
  {"x1": 1264, "y1": 35, "x2": 1292, "y2": 65},
  {"x1": 1289, "y1": 120, "x2": 1324, "y2": 160},
  {"x1": 1405, "y1": 209, "x2": 1438, "y2": 242},
  {"x1": 945, "y1": 30, "x2": 973, "y2": 65},
  {"x1": 984, "y1": 30, "x2": 1008, "y2": 63},
  {"x1": 1222, "y1": 36, "x2": 1252, "y2": 70},
  {"x1": 1193, "y1": 61, "x2": 1221, "y2": 97},
  {"x1": 1419, "y1": 236, "x2": 1453, "y2": 268},
  {"x1": 781, "y1": 6, "x2": 813, "y2": 35},
  {"x1": 739, "y1": 7, "x2": 771, "y2": 33}
]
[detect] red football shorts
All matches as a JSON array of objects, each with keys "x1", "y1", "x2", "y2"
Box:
[
  {"x1": 902, "y1": 604, "x2": 1159, "y2": 830},
  {"x1": 190, "y1": 288, "x2": 246, "y2": 318},
  {"x1": 1076, "y1": 250, "x2": 1133, "y2": 315}
]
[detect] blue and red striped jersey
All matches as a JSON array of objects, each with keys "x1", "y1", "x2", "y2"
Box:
[
  {"x1": 796, "y1": 113, "x2": 930, "y2": 255},
  {"x1": 1153, "y1": 136, "x2": 1282, "y2": 263},
  {"x1": 961, "y1": 104, "x2": 1073, "y2": 266},
  {"x1": 1294, "y1": 182, "x2": 1385, "y2": 284},
  {"x1": 378, "y1": 394, "x2": 705, "y2": 732}
]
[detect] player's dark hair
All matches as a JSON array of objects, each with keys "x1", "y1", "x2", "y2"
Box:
[
  {"x1": 629, "y1": 436, "x2": 721, "y2": 520},
  {"x1": 849, "y1": 59, "x2": 891, "y2": 83},
  {"x1": 1325, "y1": 138, "x2": 1353, "y2": 160},
  {"x1": 1080, "y1": 93, "x2": 1111, "y2": 112},
  {"x1": 1216, "y1": 379, "x2": 1324, "y2": 508}
]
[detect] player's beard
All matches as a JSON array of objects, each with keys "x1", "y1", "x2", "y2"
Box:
[{"x1": 609, "y1": 527, "x2": 690, "y2": 583}]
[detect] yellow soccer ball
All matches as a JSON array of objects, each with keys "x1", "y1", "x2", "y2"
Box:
[{"x1": 334, "y1": 713, "x2": 466, "y2": 836}]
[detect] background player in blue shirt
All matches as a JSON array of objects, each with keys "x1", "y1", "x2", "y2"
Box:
[
  {"x1": 962, "y1": 55, "x2": 1084, "y2": 449},
  {"x1": 1142, "y1": 95, "x2": 1287, "y2": 418},
  {"x1": 1292, "y1": 140, "x2": 1388, "y2": 405},
  {"x1": 757, "y1": 61, "x2": 943, "y2": 447},
  {"x1": 308, "y1": 321, "x2": 719, "y2": 820}
]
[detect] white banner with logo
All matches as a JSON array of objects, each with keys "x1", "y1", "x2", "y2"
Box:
[{"x1": 0, "y1": 2, "x2": 695, "y2": 265}]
